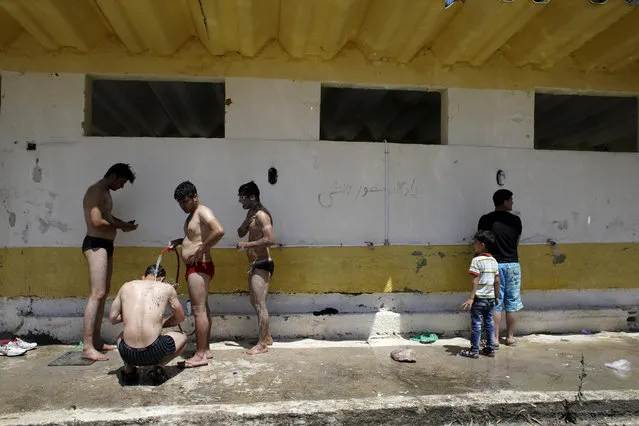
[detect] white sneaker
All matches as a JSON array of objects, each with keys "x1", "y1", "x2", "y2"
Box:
[
  {"x1": 12, "y1": 338, "x2": 37, "y2": 351},
  {"x1": 0, "y1": 341, "x2": 27, "y2": 357}
]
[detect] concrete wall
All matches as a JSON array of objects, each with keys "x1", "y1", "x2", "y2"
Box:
[
  {"x1": 443, "y1": 88, "x2": 534, "y2": 149},
  {"x1": 1, "y1": 74, "x2": 638, "y2": 249},
  {"x1": 225, "y1": 78, "x2": 320, "y2": 141},
  {"x1": 2, "y1": 71, "x2": 639, "y2": 339}
]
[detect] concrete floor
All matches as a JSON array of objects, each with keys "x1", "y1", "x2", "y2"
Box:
[{"x1": 1, "y1": 332, "x2": 638, "y2": 425}]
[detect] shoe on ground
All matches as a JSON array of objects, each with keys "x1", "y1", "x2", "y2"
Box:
[
  {"x1": 12, "y1": 337, "x2": 37, "y2": 351},
  {"x1": 0, "y1": 341, "x2": 27, "y2": 357}
]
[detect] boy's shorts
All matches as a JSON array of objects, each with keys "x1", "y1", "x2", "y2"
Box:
[{"x1": 494, "y1": 262, "x2": 523, "y2": 313}]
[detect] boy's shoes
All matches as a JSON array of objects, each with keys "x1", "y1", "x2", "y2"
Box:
[
  {"x1": 480, "y1": 339, "x2": 499, "y2": 350},
  {"x1": 460, "y1": 347, "x2": 496, "y2": 358},
  {"x1": 459, "y1": 349, "x2": 479, "y2": 359}
]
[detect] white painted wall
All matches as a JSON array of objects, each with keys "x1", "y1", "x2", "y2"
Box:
[
  {"x1": 1, "y1": 72, "x2": 639, "y2": 248},
  {"x1": 443, "y1": 88, "x2": 534, "y2": 149},
  {"x1": 225, "y1": 78, "x2": 320, "y2": 141},
  {"x1": 0, "y1": 72, "x2": 85, "y2": 143}
]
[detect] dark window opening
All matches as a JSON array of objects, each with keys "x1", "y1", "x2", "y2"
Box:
[
  {"x1": 535, "y1": 93, "x2": 638, "y2": 153},
  {"x1": 87, "y1": 78, "x2": 225, "y2": 138},
  {"x1": 320, "y1": 87, "x2": 441, "y2": 144}
]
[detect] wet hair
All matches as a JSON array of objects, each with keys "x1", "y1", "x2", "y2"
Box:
[
  {"x1": 474, "y1": 230, "x2": 496, "y2": 251},
  {"x1": 104, "y1": 163, "x2": 135, "y2": 183},
  {"x1": 238, "y1": 181, "x2": 260, "y2": 201},
  {"x1": 239, "y1": 181, "x2": 274, "y2": 222},
  {"x1": 174, "y1": 181, "x2": 197, "y2": 201},
  {"x1": 492, "y1": 189, "x2": 513, "y2": 207},
  {"x1": 144, "y1": 264, "x2": 166, "y2": 278}
]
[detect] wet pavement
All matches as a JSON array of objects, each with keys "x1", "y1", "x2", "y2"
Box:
[{"x1": 0, "y1": 332, "x2": 638, "y2": 425}]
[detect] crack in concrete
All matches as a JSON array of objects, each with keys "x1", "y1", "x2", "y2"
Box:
[{"x1": 197, "y1": 0, "x2": 210, "y2": 40}]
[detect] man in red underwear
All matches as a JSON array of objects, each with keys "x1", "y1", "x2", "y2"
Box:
[{"x1": 167, "y1": 181, "x2": 224, "y2": 368}]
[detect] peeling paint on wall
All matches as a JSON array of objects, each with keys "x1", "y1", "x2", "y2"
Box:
[
  {"x1": 415, "y1": 258, "x2": 427, "y2": 273},
  {"x1": 38, "y1": 218, "x2": 68, "y2": 234},
  {"x1": 548, "y1": 240, "x2": 567, "y2": 265}
]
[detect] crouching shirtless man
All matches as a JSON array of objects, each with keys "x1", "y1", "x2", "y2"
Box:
[
  {"x1": 109, "y1": 264, "x2": 187, "y2": 384},
  {"x1": 237, "y1": 181, "x2": 276, "y2": 355}
]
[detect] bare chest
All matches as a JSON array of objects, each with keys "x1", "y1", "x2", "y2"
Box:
[
  {"x1": 184, "y1": 214, "x2": 201, "y2": 238},
  {"x1": 248, "y1": 219, "x2": 263, "y2": 241},
  {"x1": 103, "y1": 194, "x2": 113, "y2": 214}
]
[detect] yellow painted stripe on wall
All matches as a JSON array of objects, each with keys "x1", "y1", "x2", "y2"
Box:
[{"x1": 0, "y1": 244, "x2": 637, "y2": 298}]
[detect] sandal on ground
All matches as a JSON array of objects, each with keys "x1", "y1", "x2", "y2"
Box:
[
  {"x1": 481, "y1": 339, "x2": 499, "y2": 350},
  {"x1": 459, "y1": 349, "x2": 479, "y2": 359},
  {"x1": 481, "y1": 347, "x2": 495, "y2": 358}
]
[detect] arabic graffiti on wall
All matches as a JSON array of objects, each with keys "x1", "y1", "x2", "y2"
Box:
[{"x1": 317, "y1": 179, "x2": 418, "y2": 208}]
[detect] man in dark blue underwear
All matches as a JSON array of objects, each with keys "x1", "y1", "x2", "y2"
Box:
[
  {"x1": 237, "y1": 181, "x2": 276, "y2": 355},
  {"x1": 109, "y1": 264, "x2": 187, "y2": 384}
]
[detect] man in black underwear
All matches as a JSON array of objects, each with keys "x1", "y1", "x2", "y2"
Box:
[
  {"x1": 109, "y1": 264, "x2": 187, "y2": 384},
  {"x1": 82, "y1": 163, "x2": 137, "y2": 361},
  {"x1": 236, "y1": 181, "x2": 276, "y2": 355}
]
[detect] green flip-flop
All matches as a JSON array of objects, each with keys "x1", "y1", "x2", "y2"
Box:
[{"x1": 410, "y1": 333, "x2": 439, "y2": 344}]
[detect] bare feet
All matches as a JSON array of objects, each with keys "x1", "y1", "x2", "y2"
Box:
[
  {"x1": 179, "y1": 354, "x2": 208, "y2": 368},
  {"x1": 82, "y1": 348, "x2": 108, "y2": 361},
  {"x1": 206, "y1": 349, "x2": 214, "y2": 359},
  {"x1": 265, "y1": 336, "x2": 274, "y2": 346},
  {"x1": 94, "y1": 341, "x2": 117, "y2": 351},
  {"x1": 246, "y1": 342, "x2": 268, "y2": 355}
]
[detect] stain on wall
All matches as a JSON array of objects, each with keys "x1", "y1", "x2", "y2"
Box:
[
  {"x1": 21, "y1": 222, "x2": 29, "y2": 244},
  {"x1": 606, "y1": 217, "x2": 624, "y2": 230},
  {"x1": 32, "y1": 159, "x2": 42, "y2": 183},
  {"x1": 552, "y1": 219, "x2": 568, "y2": 231}
]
